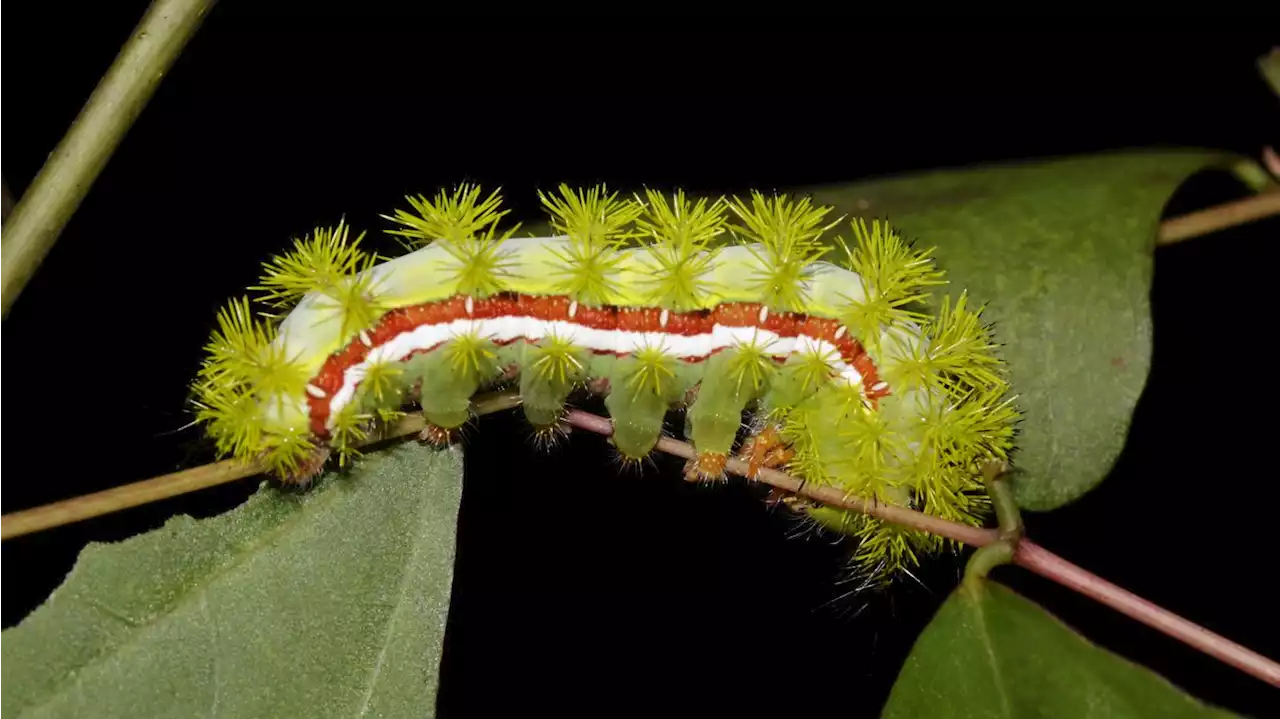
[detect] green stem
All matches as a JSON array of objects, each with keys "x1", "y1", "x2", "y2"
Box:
[
  {"x1": 964, "y1": 541, "x2": 1015, "y2": 588},
  {"x1": 964, "y1": 461, "x2": 1023, "y2": 587},
  {"x1": 984, "y1": 460, "x2": 1023, "y2": 544},
  {"x1": 0, "y1": 0, "x2": 217, "y2": 317}
]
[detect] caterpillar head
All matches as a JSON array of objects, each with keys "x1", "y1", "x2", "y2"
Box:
[{"x1": 191, "y1": 220, "x2": 390, "y2": 482}]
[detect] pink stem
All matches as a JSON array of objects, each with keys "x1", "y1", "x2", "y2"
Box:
[
  {"x1": 1014, "y1": 541, "x2": 1280, "y2": 688},
  {"x1": 562, "y1": 408, "x2": 1280, "y2": 688}
]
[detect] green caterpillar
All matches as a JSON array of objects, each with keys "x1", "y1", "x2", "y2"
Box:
[{"x1": 192, "y1": 184, "x2": 1017, "y2": 579}]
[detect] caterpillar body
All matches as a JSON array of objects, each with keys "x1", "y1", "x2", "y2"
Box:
[{"x1": 193, "y1": 184, "x2": 1017, "y2": 579}]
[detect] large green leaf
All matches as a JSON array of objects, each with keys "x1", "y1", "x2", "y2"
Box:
[
  {"x1": 2, "y1": 443, "x2": 464, "y2": 719},
  {"x1": 882, "y1": 579, "x2": 1238, "y2": 718},
  {"x1": 805, "y1": 151, "x2": 1239, "y2": 509}
]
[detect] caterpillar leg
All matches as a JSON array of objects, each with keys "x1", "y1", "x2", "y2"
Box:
[
  {"x1": 529, "y1": 418, "x2": 571, "y2": 453},
  {"x1": 763, "y1": 487, "x2": 818, "y2": 512},
  {"x1": 405, "y1": 336, "x2": 505, "y2": 450},
  {"x1": 738, "y1": 425, "x2": 795, "y2": 479},
  {"x1": 605, "y1": 388, "x2": 669, "y2": 461},
  {"x1": 681, "y1": 452, "x2": 728, "y2": 483},
  {"x1": 604, "y1": 351, "x2": 691, "y2": 461},
  {"x1": 410, "y1": 341, "x2": 496, "y2": 431},
  {"x1": 519, "y1": 337, "x2": 585, "y2": 431},
  {"x1": 741, "y1": 424, "x2": 804, "y2": 509},
  {"x1": 280, "y1": 446, "x2": 332, "y2": 486},
  {"x1": 685, "y1": 351, "x2": 769, "y2": 482},
  {"x1": 418, "y1": 422, "x2": 459, "y2": 447}
]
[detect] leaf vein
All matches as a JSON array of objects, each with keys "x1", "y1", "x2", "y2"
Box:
[{"x1": 971, "y1": 593, "x2": 1014, "y2": 718}]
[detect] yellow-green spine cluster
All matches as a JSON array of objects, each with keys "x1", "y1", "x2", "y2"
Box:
[
  {"x1": 728, "y1": 191, "x2": 843, "y2": 313},
  {"x1": 777, "y1": 221, "x2": 1016, "y2": 582},
  {"x1": 539, "y1": 184, "x2": 644, "y2": 307}
]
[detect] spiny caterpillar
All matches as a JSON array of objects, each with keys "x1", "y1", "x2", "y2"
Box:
[{"x1": 192, "y1": 183, "x2": 1018, "y2": 580}]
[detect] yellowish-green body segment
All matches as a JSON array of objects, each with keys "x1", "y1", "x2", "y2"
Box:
[{"x1": 193, "y1": 185, "x2": 1018, "y2": 581}]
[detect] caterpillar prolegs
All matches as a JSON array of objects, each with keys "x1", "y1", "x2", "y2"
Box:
[{"x1": 192, "y1": 184, "x2": 1018, "y2": 579}]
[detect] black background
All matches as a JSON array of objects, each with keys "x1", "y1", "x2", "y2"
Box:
[{"x1": 4, "y1": 8, "x2": 1278, "y2": 717}]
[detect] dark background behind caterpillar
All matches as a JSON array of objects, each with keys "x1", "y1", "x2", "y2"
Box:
[{"x1": 3, "y1": 7, "x2": 1277, "y2": 716}]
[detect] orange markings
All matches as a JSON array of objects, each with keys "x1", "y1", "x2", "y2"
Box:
[
  {"x1": 739, "y1": 425, "x2": 794, "y2": 479},
  {"x1": 683, "y1": 451, "x2": 729, "y2": 482}
]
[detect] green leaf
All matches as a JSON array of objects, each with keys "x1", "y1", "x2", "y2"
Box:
[
  {"x1": 882, "y1": 580, "x2": 1239, "y2": 718},
  {"x1": 806, "y1": 151, "x2": 1241, "y2": 509},
  {"x1": 2, "y1": 443, "x2": 463, "y2": 719},
  {"x1": 1259, "y1": 47, "x2": 1280, "y2": 100}
]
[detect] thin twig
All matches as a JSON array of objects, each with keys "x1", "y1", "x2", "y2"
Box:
[
  {"x1": 1156, "y1": 190, "x2": 1280, "y2": 245},
  {"x1": 561, "y1": 409, "x2": 1280, "y2": 689},
  {"x1": 0, "y1": 0, "x2": 218, "y2": 317},
  {"x1": 1014, "y1": 541, "x2": 1280, "y2": 688},
  {"x1": 0, "y1": 392, "x2": 521, "y2": 540},
  {"x1": 0, "y1": 457, "x2": 261, "y2": 541},
  {"x1": 566, "y1": 409, "x2": 996, "y2": 546}
]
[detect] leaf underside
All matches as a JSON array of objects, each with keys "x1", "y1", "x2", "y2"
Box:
[
  {"x1": 2, "y1": 444, "x2": 464, "y2": 719},
  {"x1": 882, "y1": 580, "x2": 1239, "y2": 718}
]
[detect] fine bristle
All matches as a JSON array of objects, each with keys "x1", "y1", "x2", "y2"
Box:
[
  {"x1": 528, "y1": 419, "x2": 572, "y2": 454},
  {"x1": 608, "y1": 439, "x2": 658, "y2": 478},
  {"x1": 417, "y1": 423, "x2": 458, "y2": 448},
  {"x1": 682, "y1": 451, "x2": 729, "y2": 484},
  {"x1": 278, "y1": 446, "x2": 332, "y2": 487}
]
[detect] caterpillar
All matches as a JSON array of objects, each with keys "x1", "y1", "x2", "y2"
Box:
[{"x1": 192, "y1": 183, "x2": 1018, "y2": 580}]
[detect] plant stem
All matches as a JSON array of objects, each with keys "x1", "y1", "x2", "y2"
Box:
[
  {"x1": 0, "y1": 391, "x2": 521, "y2": 540},
  {"x1": 983, "y1": 461, "x2": 1023, "y2": 544},
  {"x1": 1014, "y1": 540, "x2": 1280, "y2": 688},
  {"x1": 0, "y1": 457, "x2": 261, "y2": 541},
  {"x1": 964, "y1": 542, "x2": 1016, "y2": 586},
  {"x1": 561, "y1": 408, "x2": 1280, "y2": 688},
  {"x1": 0, "y1": 0, "x2": 218, "y2": 318},
  {"x1": 1156, "y1": 190, "x2": 1280, "y2": 246},
  {"x1": 962, "y1": 463, "x2": 1021, "y2": 587}
]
